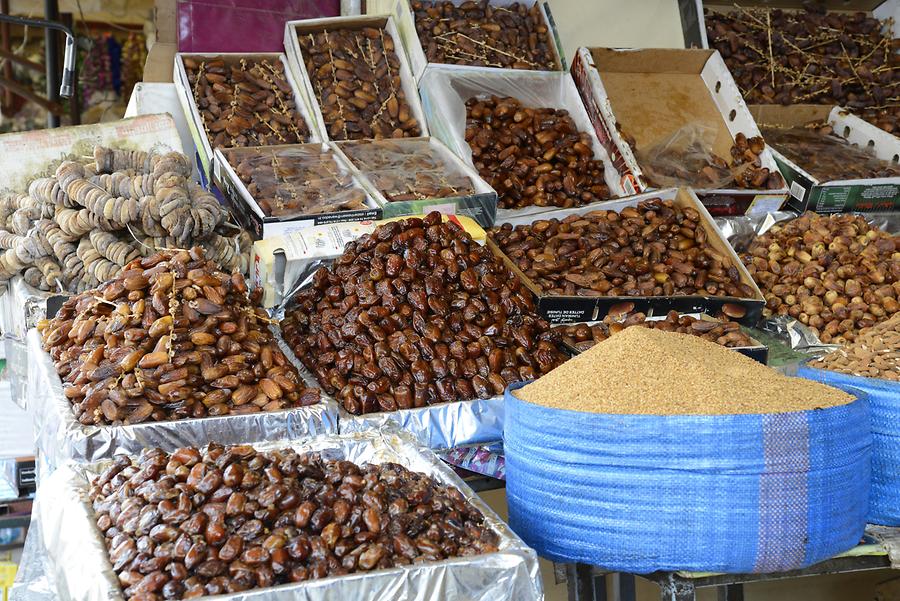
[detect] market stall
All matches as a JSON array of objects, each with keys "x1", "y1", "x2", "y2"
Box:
[{"x1": 0, "y1": 1, "x2": 898, "y2": 601}]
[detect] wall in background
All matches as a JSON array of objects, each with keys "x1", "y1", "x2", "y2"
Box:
[{"x1": 547, "y1": 0, "x2": 685, "y2": 62}]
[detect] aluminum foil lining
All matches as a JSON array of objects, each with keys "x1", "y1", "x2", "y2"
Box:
[
  {"x1": 9, "y1": 511, "x2": 57, "y2": 601},
  {"x1": 716, "y1": 211, "x2": 899, "y2": 252},
  {"x1": 5, "y1": 336, "x2": 28, "y2": 409},
  {"x1": 760, "y1": 316, "x2": 841, "y2": 358},
  {"x1": 29, "y1": 430, "x2": 542, "y2": 601},
  {"x1": 338, "y1": 396, "x2": 504, "y2": 450},
  {"x1": 26, "y1": 329, "x2": 340, "y2": 470}
]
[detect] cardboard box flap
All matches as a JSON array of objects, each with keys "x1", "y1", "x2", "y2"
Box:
[
  {"x1": 587, "y1": 48, "x2": 713, "y2": 75},
  {"x1": 750, "y1": 104, "x2": 833, "y2": 128}
]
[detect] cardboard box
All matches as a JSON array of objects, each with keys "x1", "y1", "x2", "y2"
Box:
[
  {"x1": 212, "y1": 143, "x2": 382, "y2": 241},
  {"x1": 488, "y1": 187, "x2": 766, "y2": 325},
  {"x1": 252, "y1": 213, "x2": 486, "y2": 308},
  {"x1": 283, "y1": 14, "x2": 429, "y2": 141},
  {"x1": 363, "y1": 0, "x2": 565, "y2": 81},
  {"x1": 556, "y1": 313, "x2": 769, "y2": 364},
  {"x1": 417, "y1": 66, "x2": 627, "y2": 222},
  {"x1": 750, "y1": 104, "x2": 900, "y2": 213},
  {"x1": 143, "y1": 42, "x2": 177, "y2": 83},
  {"x1": 334, "y1": 136, "x2": 498, "y2": 227},
  {"x1": 173, "y1": 52, "x2": 324, "y2": 184},
  {"x1": 570, "y1": 47, "x2": 790, "y2": 217}
]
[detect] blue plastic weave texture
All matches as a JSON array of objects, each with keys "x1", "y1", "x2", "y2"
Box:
[
  {"x1": 798, "y1": 364, "x2": 899, "y2": 526},
  {"x1": 503, "y1": 381, "x2": 872, "y2": 574}
]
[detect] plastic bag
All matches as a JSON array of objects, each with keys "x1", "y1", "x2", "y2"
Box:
[
  {"x1": 637, "y1": 122, "x2": 740, "y2": 189},
  {"x1": 504, "y1": 381, "x2": 872, "y2": 573}
]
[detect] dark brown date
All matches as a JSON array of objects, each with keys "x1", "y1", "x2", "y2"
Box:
[
  {"x1": 297, "y1": 26, "x2": 421, "y2": 140},
  {"x1": 465, "y1": 95, "x2": 610, "y2": 209},
  {"x1": 413, "y1": 1, "x2": 558, "y2": 70},
  {"x1": 182, "y1": 56, "x2": 312, "y2": 149},
  {"x1": 279, "y1": 212, "x2": 567, "y2": 415},
  {"x1": 89, "y1": 445, "x2": 499, "y2": 601},
  {"x1": 489, "y1": 198, "x2": 757, "y2": 298}
]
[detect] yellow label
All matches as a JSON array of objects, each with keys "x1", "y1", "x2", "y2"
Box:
[{"x1": 0, "y1": 561, "x2": 17, "y2": 601}]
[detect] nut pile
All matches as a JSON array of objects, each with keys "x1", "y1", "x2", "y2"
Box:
[
  {"x1": 183, "y1": 56, "x2": 312, "y2": 149},
  {"x1": 90, "y1": 444, "x2": 499, "y2": 600},
  {"x1": 222, "y1": 146, "x2": 369, "y2": 218},
  {"x1": 37, "y1": 247, "x2": 320, "y2": 426},
  {"x1": 466, "y1": 96, "x2": 610, "y2": 209},
  {"x1": 280, "y1": 212, "x2": 567, "y2": 415},
  {"x1": 412, "y1": 1, "x2": 557, "y2": 70},
  {"x1": 489, "y1": 198, "x2": 757, "y2": 299},
  {"x1": 742, "y1": 212, "x2": 899, "y2": 343},
  {"x1": 297, "y1": 26, "x2": 421, "y2": 140},
  {"x1": 553, "y1": 310, "x2": 757, "y2": 353},
  {"x1": 761, "y1": 124, "x2": 900, "y2": 181},
  {"x1": 810, "y1": 313, "x2": 900, "y2": 381},
  {"x1": 705, "y1": 7, "x2": 899, "y2": 133},
  {"x1": 339, "y1": 139, "x2": 476, "y2": 201},
  {"x1": 518, "y1": 326, "x2": 853, "y2": 414},
  {"x1": 638, "y1": 131, "x2": 784, "y2": 190},
  {"x1": 0, "y1": 146, "x2": 247, "y2": 293}
]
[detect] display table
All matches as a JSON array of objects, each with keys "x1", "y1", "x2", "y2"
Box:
[{"x1": 566, "y1": 538, "x2": 892, "y2": 601}]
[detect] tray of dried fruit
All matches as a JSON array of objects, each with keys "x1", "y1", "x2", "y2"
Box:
[
  {"x1": 552, "y1": 308, "x2": 768, "y2": 364},
  {"x1": 28, "y1": 247, "x2": 339, "y2": 470},
  {"x1": 487, "y1": 187, "x2": 766, "y2": 325},
  {"x1": 278, "y1": 211, "x2": 569, "y2": 450},
  {"x1": 31, "y1": 431, "x2": 542, "y2": 601}
]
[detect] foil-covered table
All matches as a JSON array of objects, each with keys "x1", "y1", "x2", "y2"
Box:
[
  {"x1": 14, "y1": 431, "x2": 541, "y2": 601},
  {"x1": 27, "y1": 329, "x2": 340, "y2": 471}
]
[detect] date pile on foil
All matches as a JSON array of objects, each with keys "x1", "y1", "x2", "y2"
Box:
[
  {"x1": 280, "y1": 211, "x2": 567, "y2": 415},
  {"x1": 32, "y1": 433, "x2": 543, "y2": 601},
  {"x1": 93, "y1": 444, "x2": 498, "y2": 599},
  {"x1": 37, "y1": 246, "x2": 321, "y2": 426}
]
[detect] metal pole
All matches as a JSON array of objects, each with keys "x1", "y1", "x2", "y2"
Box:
[
  {"x1": 44, "y1": 0, "x2": 60, "y2": 127},
  {"x1": 1, "y1": 0, "x2": 12, "y2": 110},
  {"x1": 61, "y1": 12, "x2": 78, "y2": 124}
]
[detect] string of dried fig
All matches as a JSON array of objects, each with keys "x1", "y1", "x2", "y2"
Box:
[{"x1": 0, "y1": 146, "x2": 249, "y2": 293}]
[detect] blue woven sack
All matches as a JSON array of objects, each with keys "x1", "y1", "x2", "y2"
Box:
[
  {"x1": 504, "y1": 381, "x2": 871, "y2": 574},
  {"x1": 797, "y1": 364, "x2": 900, "y2": 526}
]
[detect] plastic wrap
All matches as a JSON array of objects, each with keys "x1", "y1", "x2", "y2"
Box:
[
  {"x1": 504, "y1": 380, "x2": 872, "y2": 573},
  {"x1": 762, "y1": 125, "x2": 900, "y2": 182},
  {"x1": 418, "y1": 66, "x2": 623, "y2": 216},
  {"x1": 29, "y1": 431, "x2": 542, "y2": 601},
  {"x1": 338, "y1": 138, "x2": 478, "y2": 201},
  {"x1": 177, "y1": 0, "x2": 340, "y2": 53},
  {"x1": 220, "y1": 144, "x2": 374, "y2": 218},
  {"x1": 26, "y1": 329, "x2": 340, "y2": 470}
]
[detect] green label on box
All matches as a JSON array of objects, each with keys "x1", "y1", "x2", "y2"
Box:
[{"x1": 810, "y1": 184, "x2": 900, "y2": 213}]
